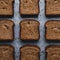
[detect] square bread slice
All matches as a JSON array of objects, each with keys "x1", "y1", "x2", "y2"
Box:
[
  {"x1": 20, "y1": 0, "x2": 39, "y2": 17},
  {"x1": 45, "y1": 0, "x2": 60, "y2": 17},
  {"x1": 0, "y1": 45, "x2": 14, "y2": 60},
  {"x1": 0, "y1": 20, "x2": 14, "y2": 41},
  {"x1": 0, "y1": 0, "x2": 14, "y2": 17},
  {"x1": 20, "y1": 45, "x2": 40, "y2": 60},
  {"x1": 20, "y1": 20, "x2": 40, "y2": 41},
  {"x1": 45, "y1": 20, "x2": 60, "y2": 41},
  {"x1": 46, "y1": 45, "x2": 60, "y2": 60}
]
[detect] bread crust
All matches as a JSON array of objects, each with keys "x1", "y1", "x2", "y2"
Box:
[
  {"x1": 20, "y1": 44, "x2": 40, "y2": 50},
  {"x1": 45, "y1": 45, "x2": 60, "y2": 51}
]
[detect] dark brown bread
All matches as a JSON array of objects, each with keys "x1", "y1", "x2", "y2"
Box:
[
  {"x1": 45, "y1": 0, "x2": 60, "y2": 17},
  {"x1": 0, "y1": 0, "x2": 14, "y2": 17},
  {"x1": 46, "y1": 45, "x2": 60, "y2": 60},
  {"x1": 0, "y1": 45, "x2": 14, "y2": 60},
  {"x1": 20, "y1": 0, "x2": 39, "y2": 17},
  {"x1": 45, "y1": 20, "x2": 60, "y2": 41},
  {"x1": 20, "y1": 20, "x2": 40, "y2": 41},
  {"x1": 20, "y1": 45, "x2": 40, "y2": 60},
  {"x1": 0, "y1": 20, "x2": 14, "y2": 41}
]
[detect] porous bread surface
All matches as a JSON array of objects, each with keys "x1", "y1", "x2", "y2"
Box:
[
  {"x1": 20, "y1": 0, "x2": 39, "y2": 14},
  {"x1": 0, "y1": 0, "x2": 13, "y2": 15},
  {"x1": 20, "y1": 45, "x2": 40, "y2": 60},
  {"x1": 46, "y1": 46, "x2": 60, "y2": 60},
  {"x1": 46, "y1": 20, "x2": 60, "y2": 40},
  {"x1": 0, "y1": 45, "x2": 14, "y2": 60},
  {"x1": 0, "y1": 20, "x2": 14, "y2": 40},
  {"x1": 46, "y1": 0, "x2": 60, "y2": 15},
  {"x1": 20, "y1": 20, "x2": 40, "y2": 40}
]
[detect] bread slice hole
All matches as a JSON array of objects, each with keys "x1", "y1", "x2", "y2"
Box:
[
  {"x1": 5, "y1": 1, "x2": 8, "y2": 4},
  {"x1": 54, "y1": 0, "x2": 57, "y2": 1},
  {"x1": 3, "y1": 48, "x2": 8, "y2": 53},
  {"x1": 25, "y1": 0, "x2": 28, "y2": 3},
  {"x1": 4, "y1": 24, "x2": 9, "y2": 29},
  {"x1": 3, "y1": 7, "x2": 6, "y2": 9},
  {"x1": 0, "y1": 1, "x2": 3, "y2": 4},
  {"x1": 58, "y1": 27, "x2": 60, "y2": 29},
  {"x1": 0, "y1": 1, "x2": 8, "y2": 4},
  {"x1": 0, "y1": 1, "x2": 7, "y2": 9},
  {"x1": 54, "y1": 0, "x2": 58, "y2": 3},
  {"x1": 3, "y1": 49, "x2": 8, "y2": 51},
  {"x1": 28, "y1": 21, "x2": 30, "y2": 24}
]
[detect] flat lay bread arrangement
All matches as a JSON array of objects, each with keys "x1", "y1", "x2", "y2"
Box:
[{"x1": 0, "y1": 0, "x2": 60, "y2": 60}]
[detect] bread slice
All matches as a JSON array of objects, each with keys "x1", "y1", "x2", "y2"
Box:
[
  {"x1": 0, "y1": 0, "x2": 14, "y2": 18},
  {"x1": 20, "y1": 19, "x2": 40, "y2": 41},
  {"x1": 45, "y1": 20, "x2": 60, "y2": 41},
  {"x1": 20, "y1": 45, "x2": 40, "y2": 60},
  {"x1": 46, "y1": 45, "x2": 60, "y2": 60},
  {"x1": 20, "y1": 0, "x2": 39, "y2": 17},
  {"x1": 45, "y1": 0, "x2": 60, "y2": 17},
  {"x1": 0, "y1": 20, "x2": 14, "y2": 41},
  {"x1": 0, "y1": 45, "x2": 14, "y2": 60}
]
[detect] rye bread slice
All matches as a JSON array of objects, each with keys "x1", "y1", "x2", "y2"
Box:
[
  {"x1": 0, "y1": 0, "x2": 14, "y2": 18},
  {"x1": 0, "y1": 20, "x2": 14, "y2": 41},
  {"x1": 20, "y1": 45, "x2": 40, "y2": 60},
  {"x1": 45, "y1": 0, "x2": 60, "y2": 17},
  {"x1": 45, "y1": 20, "x2": 60, "y2": 41},
  {"x1": 20, "y1": 0, "x2": 39, "y2": 17},
  {"x1": 0, "y1": 45, "x2": 14, "y2": 60},
  {"x1": 46, "y1": 45, "x2": 60, "y2": 60},
  {"x1": 20, "y1": 19, "x2": 40, "y2": 41}
]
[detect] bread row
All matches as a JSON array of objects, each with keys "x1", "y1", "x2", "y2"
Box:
[
  {"x1": 0, "y1": 19, "x2": 60, "y2": 41},
  {"x1": 0, "y1": 45, "x2": 60, "y2": 60},
  {"x1": 1, "y1": 0, "x2": 60, "y2": 18},
  {"x1": 0, "y1": 0, "x2": 39, "y2": 18}
]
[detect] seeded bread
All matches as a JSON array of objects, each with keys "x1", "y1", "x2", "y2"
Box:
[
  {"x1": 20, "y1": 20, "x2": 40, "y2": 41},
  {"x1": 45, "y1": 20, "x2": 60, "y2": 41},
  {"x1": 20, "y1": 0, "x2": 39, "y2": 17},
  {"x1": 45, "y1": 0, "x2": 60, "y2": 17},
  {"x1": 0, "y1": 0, "x2": 14, "y2": 17},
  {"x1": 0, "y1": 20, "x2": 14, "y2": 41},
  {"x1": 46, "y1": 45, "x2": 60, "y2": 60},
  {"x1": 20, "y1": 45, "x2": 40, "y2": 60},
  {"x1": 0, "y1": 45, "x2": 14, "y2": 60}
]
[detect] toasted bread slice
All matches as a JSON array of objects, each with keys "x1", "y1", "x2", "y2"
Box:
[
  {"x1": 0, "y1": 45, "x2": 14, "y2": 60},
  {"x1": 20, "y1": 0, "x2": 39, "y2": 17},
  {"x1": 45, "y1": 20, "x2": 60, "y2": 41},
  {"x1": 46, "y1": 45, "x2": 60, "y2": 60},
  {"x1": 45, "y1": 0, "x2": 60, "y2": 17},
  {"x1": 0, "y1": 0, "x2": 14, "y2": 17},
  {"x1": 20, "y1": 45, "x2": 40, "y2": 60},
  {"x1": 0, "y1": 20, "x2": 14, "y2": 41},
  {"x1": 20, "y1": 19, "x2": 40, "y2": 41}
]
